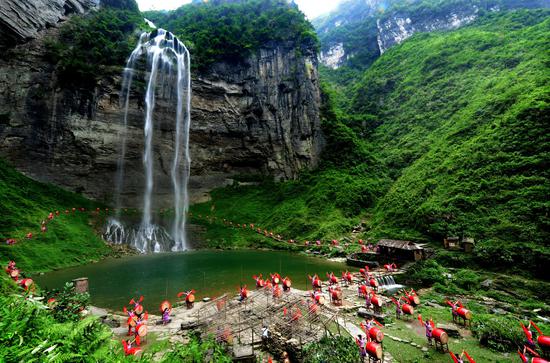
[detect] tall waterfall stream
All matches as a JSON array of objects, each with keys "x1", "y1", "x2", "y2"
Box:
[{"x1": 107, "y1": 29, "x2": 191, "y2": 253}]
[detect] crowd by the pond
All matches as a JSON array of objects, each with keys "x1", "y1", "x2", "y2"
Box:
[
  {"x1": 3, "y1": 207, "x2": 550, "y2": 362},
  {"x1": 113, "y1": 262, "x2": 550, "y2": 362},
  {"x1": 2, "y1": 258, "x2": 550, "y2": 362}
]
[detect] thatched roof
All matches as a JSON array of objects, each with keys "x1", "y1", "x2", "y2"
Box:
[{"x1": 377, "y1": 239, "x2": 423, "y2": 250}]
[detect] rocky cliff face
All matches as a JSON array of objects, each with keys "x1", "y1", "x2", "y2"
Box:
[
  {"x1": 0, "y1": 25, "x2": 323, "y2": 206},
  {"x1": 315, "y1": 0, "x2": 550, "y2": 69},
  {"x1": 0, "y1": 0, "x2": 98, "y2": 50},
  {"x1": 375, "y1": 0, "x2": 550, "y2": 53}
]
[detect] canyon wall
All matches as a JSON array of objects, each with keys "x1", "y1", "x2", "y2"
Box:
[{"x1": 0, "y1": 25, "x2": 323, "y2": 206}]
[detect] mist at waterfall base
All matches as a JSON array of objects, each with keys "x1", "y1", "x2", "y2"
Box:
[{"x1": 107, "y1": 29, "x2": 192, "y2": 253}]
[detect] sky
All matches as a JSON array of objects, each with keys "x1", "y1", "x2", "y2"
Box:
[{"x1": 135, "y1": 0, "x2": 343, "y2": 19}]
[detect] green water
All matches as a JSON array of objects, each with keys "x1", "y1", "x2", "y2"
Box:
[{"x1": 35, "y1": 250, "x2": 354, "y2": 311}]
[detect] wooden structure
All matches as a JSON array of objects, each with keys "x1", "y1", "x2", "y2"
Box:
[
  {"x1": 462, "y1": 238, "x2": 475, "y2": 253},
  {"x1": 443, "y1": 237, "x2": 460, "y2": 250},
  {"x1": 377, "y1": 240, "x2": 425, "y2": 261},
  {"x1": 346, "y1": 253, "x2": 380, "y2": 268},
  {"x1": 72, "y1": 277, "x2": 88, "y2": 293},
  {"x1": 443, "y1": 237, "x2": 475, "y2": 252},
  {"x1": 193, "y1": 289, "x2": 342, "y2": 361}
]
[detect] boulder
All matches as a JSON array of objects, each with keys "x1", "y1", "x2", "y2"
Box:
[{"x1": 438, "y1": 323, "x2": 461, "y2": 338}]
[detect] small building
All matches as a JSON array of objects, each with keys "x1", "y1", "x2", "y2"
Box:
[
  {"x1": 377, "y1": 239, "x2": 425, "y2": 261},
  {"x1": 444, "y1": 236, "x2": 461, "y2": 250},
  {"x1": 462, "y1": 238, "x2": 475, "y2": 253},
  {"x1": 443, "y1": 237, "x2": 475, "y2": 253}
]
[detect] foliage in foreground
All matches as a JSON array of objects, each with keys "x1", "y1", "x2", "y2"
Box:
[
  {"x1": 303, "y1": 335, "x2": 361, "y2": 363},
  {"x1": 0, "y1": 159, "x2": 109, "y2": 273},
  {"x1": 0, "y1": 273, "x2": 232, "y2": 362},
  {"x1": 45, "y1": 282, "x2": 91, "y2": 323},
  {"x1": 0, "y1": 279, "x2": 117, "y2": 362}
]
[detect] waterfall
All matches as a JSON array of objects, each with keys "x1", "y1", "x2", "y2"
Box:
[
  {"x1": 377, "y1": 274, "x2": 403, "y2": 293},
  {"x1": 111, "y1": 29, "x2": 192, "y2": 253}
]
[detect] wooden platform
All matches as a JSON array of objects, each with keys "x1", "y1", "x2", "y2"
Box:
[{"x1": 233, "y1": 345, "x2": 254, "y2": 362}]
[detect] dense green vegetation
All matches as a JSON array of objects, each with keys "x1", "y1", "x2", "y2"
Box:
[
  {"x1": 44, "y1": 1, "x2": 144, "y2": 87},
  {"x1": 314, "y1": 0, "x2": 549, "y2": 107},
  {"x1": 190, "y1": 110, "x2": 388, "y2": 246},
  {"x1": 195, "y1": 10, "x2": 550, "y2": 279},
  {"x1": 303, "y1": 335, "x2": 361, "y2": 363},
  {"x1": 101, "y1": 0, "x2": 140, "y2": 12},
  {"x1": 0, "y1": 159, "x2": 110, "y2": 273},
  {"x1": 144, "y1": 0, "x2": 318, "y2": 71},
  {"x1": 350, "y1": 10, "x2": 550, "y2": 277},
  {"x1": 0, "y1": 273, "x2": 232, "y2": 362}
]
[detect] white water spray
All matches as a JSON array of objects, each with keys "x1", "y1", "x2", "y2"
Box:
[{"x1": 111, "y1": 29, "x2": 192, "y2": 253}]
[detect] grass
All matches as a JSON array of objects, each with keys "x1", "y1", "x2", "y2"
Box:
[
  {"x1": 191, "y1": 10, "x2": 550, "y2": 280},
  {"x1": 189, "y1": 175, "x2": 364, "y2": 246},
  {"x1": 0, "y1": 159, "x2": 110, "y2": 273},
  {"x1": 349, "y1": 11, "x2": 550, "y2": 272},
  {"x1": 353, "y1": 284, "x2": 550, "y2": 362}
]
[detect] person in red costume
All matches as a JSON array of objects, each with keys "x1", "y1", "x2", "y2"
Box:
[
  {"x1": 122, "y1": 338, "x2": 141, "y2": 356},
  {"x1": 450, "y1": 350, "x2": 476, "y2": 363},
  {"x1": 521, "y1": 321, "x2": 537, "y2": 350},
  {"x1": 518, "y1": 345, "x2": 548, "y2": 363}
]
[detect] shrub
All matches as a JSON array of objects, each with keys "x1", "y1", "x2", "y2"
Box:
[
  {"x1": 160, "y1": 332, "x2": 231, "y2": 362},
  {"x1": 303, "y1": 335, "x2": 361, "y2": 363},
  {"x1": 472, "y1": 314, "x2": 524, "y2": 352},
  {"x1": 433, "y1": 282, "x2": 465, "y2": 295},
  {"x1": 45, "y1": 282, "x2": 90, "y2": 323},
  {"x1": 0, "y1": 285, "x2": 118, "y2": 362},
  {"x1": 453, "y1": 269, "x2": 481, "y2": 291},
  {"x1": 408, "y1": 260, "x2": 447, "y2": 286}
]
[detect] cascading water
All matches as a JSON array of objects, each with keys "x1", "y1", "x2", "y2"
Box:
[
  {"x1": 376, "y1": 274, "x2": 404, "y2": 294},
  {"x1": 108, "y1": 28, "x2": 192, "y2": 253}
]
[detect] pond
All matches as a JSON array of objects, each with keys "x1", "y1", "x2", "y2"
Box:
[{"x1": 34, "y1": 250, "x2": 355, "y2": 311}]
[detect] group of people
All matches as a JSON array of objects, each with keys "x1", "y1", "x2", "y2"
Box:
[
  {"x1": 192, "y1": 212, "x2": 391, "y2": 255},
  {"x1": 519, "y1": 321, "x2": 550, "y2": 362},
  {"x1": 250, "y1": 272, "x2": 292, "y2": 301},
  {"x1": 121, "y1": 296, "x2": 148, "y2": 355},
  {"x1": 4, "y1": 207, "x2": 91, "y2": 246}
]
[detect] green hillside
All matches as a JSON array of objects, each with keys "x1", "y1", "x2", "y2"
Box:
[
  {"x1": 350, "y1": 10, "x2": 550, "y2": 277},
  {"x1": 0, "y1": 160, "x2": 110, "y2": 273},
  {"x1": 201, "y1": 10, "x2": 550, "y2": 278}
]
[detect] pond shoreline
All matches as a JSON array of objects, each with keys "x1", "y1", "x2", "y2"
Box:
[{"x1": 34, "y1": 249, "x2": 360, "y2": 310}]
